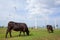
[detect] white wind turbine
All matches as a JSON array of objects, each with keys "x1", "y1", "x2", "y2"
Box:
[
  {"x1": 35, "y1": 18, "x2": 38, "y2": 29},
  {"x1": 55, "y1": 19, "x2": 58, "y2": 29}
]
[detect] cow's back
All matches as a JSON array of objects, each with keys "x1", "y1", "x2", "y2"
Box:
[{"x1": 8, "y1": 21, "x2": 29, "y2": 32}]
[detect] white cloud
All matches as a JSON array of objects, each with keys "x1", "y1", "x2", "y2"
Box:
[
  {"x1": 0, "y1": 0, "x2": 60, "y2": 26},
  {"x1": 26, "y1": 0, "x2": 54, "y2": 20},
  {"x1": 55, "y1": 0, "x2": 60, "y2": 5},
  {"x1": 0, "y1": 0, "x2": 26, "y2": 24},
  {"x1": 25, "y1": 0, "x2": 60, "y2": 26},
  {"x1": 26, "y1": 0, "x2": 60, "y2": 18}
]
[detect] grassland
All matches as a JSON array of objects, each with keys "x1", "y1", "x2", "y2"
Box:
[{"x1": 0, "y1": 28, "x2": 60, "y2": 40}]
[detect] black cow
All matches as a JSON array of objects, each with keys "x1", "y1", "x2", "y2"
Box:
[
  {"x1": 6, "y1": 21, "x2": 29, "y2": 38},
  {"x1": 46, "y1": 25, "x2": 54, "y2": 33}
]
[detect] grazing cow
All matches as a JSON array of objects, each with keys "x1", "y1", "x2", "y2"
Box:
[
  {"x1": 46, "y1": 25, "x2": 54, "y2": 33},
  {"x1": 6, "y1": 21, "x2": 29, "y2": 38}
]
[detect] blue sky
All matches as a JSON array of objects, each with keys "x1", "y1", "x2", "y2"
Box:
[{"x1": 0, "y1": 0, "x2": 60, "y2": 28}]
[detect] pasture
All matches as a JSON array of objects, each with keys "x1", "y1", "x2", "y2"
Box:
[{"x1": 0, "y1": 28, "x2": 60, "y2": 40}]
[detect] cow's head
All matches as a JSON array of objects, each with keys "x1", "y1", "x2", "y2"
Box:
[{"x1": 26, "y1": 30, "x2": 29, "y2": 36}]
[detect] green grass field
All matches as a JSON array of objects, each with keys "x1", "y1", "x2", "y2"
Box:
[{"x1": 0, "y1": 28, "x2": 60, "y2": 40}]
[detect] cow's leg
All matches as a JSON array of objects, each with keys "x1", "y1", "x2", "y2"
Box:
[
  {"x1": 23, "y1": 32, "x2": 25, "y2": 36},
  {"x1": 48, "y1": 29, "x2": 50, "y2": 33},
  {"x1": 51, "y1": 29, "x2": 53, "y2": 33},
  {"x1": 5, "y1": 29, "x2": 9, "y2": 38},
  {"x1": 22, "y1": 29, "x2": 25, "y2": 36},
  {"x1": 19, "y1": 31, "x2": 21, "y2": 36},
  {"x1": 9, "y1": 30, "x2": 12, "y2": 37}
]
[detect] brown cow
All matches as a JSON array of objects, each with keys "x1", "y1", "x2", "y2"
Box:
[
  {"x1": 6, "y1": 21, "x2": 29, "y2": 38},
  {"x1": 46, "y1": 25, "x2": 54, "y2": 33}
]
